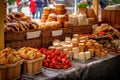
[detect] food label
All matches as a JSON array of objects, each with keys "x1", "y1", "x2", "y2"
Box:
[
  {"x1": 26, "y1": 30, "x2": 41, "y2": 39},
  {"x1": 52, "y1": 30, "x2": 63, "y2": 37}
]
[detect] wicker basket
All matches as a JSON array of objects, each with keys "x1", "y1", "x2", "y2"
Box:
[
  {"x1": 5, "y1": 29, "x2": 42, "y2": 50},
  {"x1": 41, "y1": 27, "x2": 72, "y2": 48},
  {"x1": 0, "y1": 60, "x2": 23, "y2": 80},
  {"x1": 23, "y1": 54, "x2": 45, "y2": 75},
  {"x1": 72, "y1": 25, "x2": 92, "y2": 35},
  {"x1": 5, "y1": 31, "x2": 26, "y2": 42}
]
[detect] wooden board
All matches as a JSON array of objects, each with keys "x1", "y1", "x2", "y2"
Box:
[{"x1": 0, "y1": 0, "x2": 5, "y2": 50}]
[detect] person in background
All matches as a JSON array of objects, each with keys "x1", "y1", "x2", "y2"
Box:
[
  {"x1": 36, "y1": 0, "x2": 43, "y2": 19},
  {"x1": 16, "y1": 0, "x2": 23, "y2": 12},
  {"x1": 30, "y1": 0, "x2": 36, "y2": 19},
  {"x1": 87, "y1": 0, "x2": 92, "y2": 8},
  {"x1": 43, "y1": 0, "x2": 49, "y2": 7},
  {"x1": 50, "y1": 0, "x2": 56, "y2": 6},
  {"x1": 99, "y1": 0, "x2": 108, "y2": 9}
]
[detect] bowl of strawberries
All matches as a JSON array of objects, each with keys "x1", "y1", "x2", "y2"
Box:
[{"x1": 39, "y1": 48, "x2": 72, "y2": 71}]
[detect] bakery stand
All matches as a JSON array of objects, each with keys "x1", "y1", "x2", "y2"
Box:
[{"x1": 0, "y1": 0, "x2": 5, "y2": 50}]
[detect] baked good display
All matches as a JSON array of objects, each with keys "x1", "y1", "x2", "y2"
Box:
[
  {"x1": 48, "y1": 13, "x2": 57, "y2": 22},
  {"x1": 41, "y1": 14, "x2": 48, "y2": 22},
  {"x1": 55, "y1": 4, "x2": 65, "y2": 10},
  {"x1": 0, "y1": 47, "x2": 21, "y2": 65},
  {"x1": 18, "y1": 47, "x2": 42, "y2": 60},
  {"x1": 55, "y1": 9, "x2": 67, "y2": 15},
  {"x1": 64, "y1": 22, "x2": 71, "y2": 28},
  {"x1": 50, "y1": 35, "x2": 107, "y2": 60},
  {"x1": 43, "y1": 7, "x2": 52, "y2": 16},
  {"x1": 57, "y1": 15, "x2": 66, "y2": 23},
  {"x1": 4, "y1": 12, "x2": 39, "y2": 32}
]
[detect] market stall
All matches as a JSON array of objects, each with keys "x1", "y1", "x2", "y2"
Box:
[{"x1": 0, "y1": 0, "x2": 120, "y2": 80}]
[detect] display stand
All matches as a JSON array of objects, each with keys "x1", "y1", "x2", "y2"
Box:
[
  {"x1": 0, "y1": 0, "x2": 5, "y2": 50},
  {"x1": 93, "y1": 0, "x2": 99, "y2": 19}
]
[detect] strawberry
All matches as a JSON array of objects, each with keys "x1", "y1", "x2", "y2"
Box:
[
  {"x1": 47, "y1": 55, "x2": 51, "y2": 59},
  {"x1": 44, "y1": 63, "x2": 49, "y2": 67},
  {"x1": 62, "y1": 61, "x2": 66, "y2": 66},
  {"x1": 62, "y1": 58, "x2": 66, "y2": 62},
  {"x1": 46, "y1": 58, "x2": 51, "y2": 63},
  {"x1": 63, "y1": 65, "x2": 69, "y2": 69},
  {"x1": 52, "y1": 60, "x2": 58, "y2": 65},
  {"x1": 55, "y1": 64, "x2": 61, "y2": 69},
  {"x1": 61, "y1": 53, "x2": 66, "y2": 58},
  {"x1": 57, "y1": 56, "x2": 62, "y2": 62},
  {"x1": 65, "y1": 60, "x2": 69, "y2": 64},
  {"x1": 49, "y1": 63, "x2": 54, "y2": 68},
  {"x1": 51, "y1": 52, "x2": 55, "y2": 58}
]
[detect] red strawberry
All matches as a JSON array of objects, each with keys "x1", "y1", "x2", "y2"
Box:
[
  {"x1": 55, "y1": 64, "x2": 61, "y2": 69},
  {"x1": 47, "y1": 55, "x2": 51, "y2": 59},
  {"x1": 65, "y1": 60, "x2": 69, "y2": 64},
  {"x1": 49, "y1": 63, "x2": 54, "y2": 68},
  {"x1": 63, "y1": 65, "x2": 69, "y2": 69},
  {"x1": 44, "y1": 63, "x2": 49, "y2": 67},
  {"x1": 62, "y1": 58, "x2": 66, "y2": 62},
  {"x1": 62, "y1": 61, "x2": 66, "y2": 65},
  {"x1": 52, "y1": 60, "x2": 58, "y2": 65},
  {"x1": 68, "y1": 61, "x2": 72, "y2": 67},
  {"x1": 46, "y1": 58, "x2": 51, "y2": 63},
  {"x1": 57, "y1": 56, "x2": 62, "y2": 62},
  {"x1": 51, "y1": 52, "x2": 55, "y2": 58},
  {"x1": 61, "y1": 53, "x2": 66, "y2": 58}
]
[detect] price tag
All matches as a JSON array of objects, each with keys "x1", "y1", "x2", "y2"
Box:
[
  {"x1": 26, "y1": 30, "x2": 41, "y2": 39},
  {"x1": 52, "y1": 30, "x2": 63, "y2": 37}
]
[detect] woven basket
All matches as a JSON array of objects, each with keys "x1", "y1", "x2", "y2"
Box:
[
  {"x1": 23, "y1": 54, "x2": 45, "y2": 75},
  {"x1": 5, "y1": 31, "x2": 26, "y2": 42},
  {"x1": 0, "y1": 60, "x2": 23, "y2": 80},
  {"x1": 72, "y1": 25, "x2": 92, "y2": 35}
]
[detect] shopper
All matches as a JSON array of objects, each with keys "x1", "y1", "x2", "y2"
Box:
[
  {"x1": 36, "y1": 0, "x2": 43, "y2": 19},
  {"x1": 99, "y1": 0, "x2": 108, "y2": 9},
  {"x1": 30, "y1": 0, "x2": 36, "y2": 19},
  {"x1": 16, "y1": 0, "x2": 23, "y2": 12}
]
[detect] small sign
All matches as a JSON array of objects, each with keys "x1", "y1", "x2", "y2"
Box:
[
  {"x1": 26, "y1": 30, "x2": 41, "y2": 39},
  {"x1": 52, "y1": 30, "x2": 63, "y2": 37}
]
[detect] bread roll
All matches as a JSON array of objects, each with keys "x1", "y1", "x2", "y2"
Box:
[
  {"x1": 57, "y1": 15, "x2": 66, "y2": 23},
  {"x1": 48, "y1": 13, "x2": 57, "y2": 21},
  {"x1": 55, "y1": 4, "x2": 65, "y2": 10},
  {"x1": 43, "y1": 7, "x2": 51, "y2": 15},
  {"x1": 41, "y1": 14, "x2": 48, "y2": 22}
]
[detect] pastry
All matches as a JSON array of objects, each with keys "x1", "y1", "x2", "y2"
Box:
[
  {"x1": 78, "y1": 52, "x2": 85, "y2": 60},
  {"x1": 48, "y1": 13, "x2": 57, "y2": 21},
  {"x1": 78, "y1": 43, "x2": 85, "y2": 52},
  {"x1": 64, "y1": 22, "x2": 70, "y2": 28},
  {"x1": 43, "y1": 7, "x2": 51, "y2": 15},
  {"x1": 57, "y1": 15, "x2": 66, "y2": 23},
  {"x1": 85, "y1": 51, "x2": 91, "y2": 60},
  {"x1": 55, "y1": 4, "x2": 65, "y2": 10},
  {"x1": 55, "y1": 9, "x2": 67, "y2": 15},
  {"x1": 41, "y1": 14, "x2": 48, "y2": 22}
]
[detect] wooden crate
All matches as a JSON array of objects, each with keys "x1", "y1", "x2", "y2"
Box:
[
  {"x1": 5, "y1": 29, "x2": 42, "y2": 50},
  {"x1": 5, "y1": 31, "x2": 26, "y2": 42},
  {"x1": 41, "y1": 27, "x2": 72, "y2": 48},
  {"x1": 101, "y1": 10, "x2": 120, "y2": 28},
  {"x1": 72, "y1": 25, "x2": 92, "y2": 36}
]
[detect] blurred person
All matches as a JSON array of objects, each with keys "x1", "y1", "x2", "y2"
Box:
[
  {"x1": 99, "y1": 0, "x2": 108, "y2": 9},
  {"x1": 16, "y1": 0, "x2": 23, "y2": 12},
  {"x1": 43, "y1": 0, "x2": 49, "y2": 7},
  {"x1": 87, "y1": 0, "x2": 92, "y2": 8},
  {"x1": 30, "y1": 0, "x2": 36, "y2": 19},
  {"x1": 36, "y1": 0, "x2": 43, "y2": 19}
]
